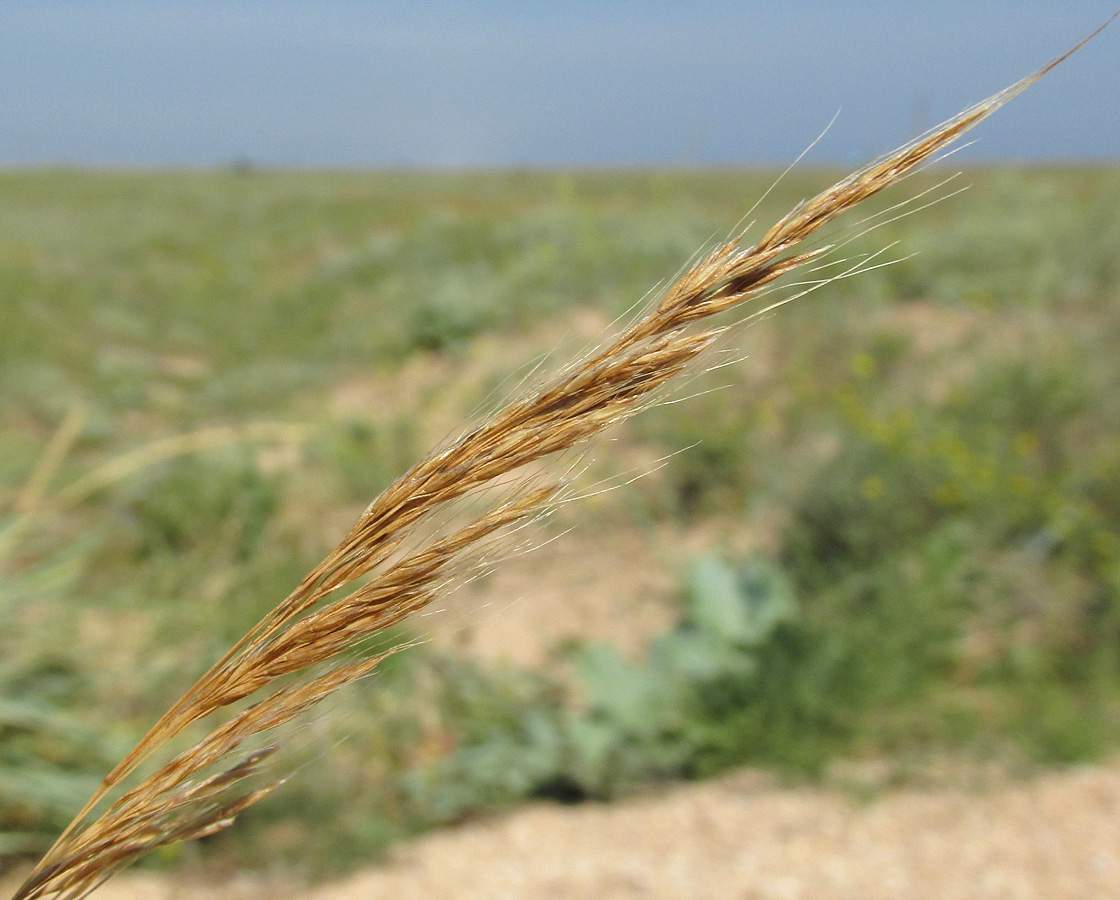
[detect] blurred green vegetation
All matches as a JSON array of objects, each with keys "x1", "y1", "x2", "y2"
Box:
[{"x1": 2, "y1": 167, "x2": 1119, "y2": 877}]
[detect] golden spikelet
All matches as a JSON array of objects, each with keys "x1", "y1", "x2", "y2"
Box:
[{"x1": 12, "y1": 21, "x2": 1112, "y2": 900}]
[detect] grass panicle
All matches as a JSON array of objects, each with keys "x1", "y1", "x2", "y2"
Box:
[{"x1": 11, "y1": 23, "x2": 1111, "y2": 900}]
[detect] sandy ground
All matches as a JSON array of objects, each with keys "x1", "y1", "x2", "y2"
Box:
[
  {"x1": 424, "y1": 526, "x2": 681, "y2": 667},
  {"x1": 316, "y1": 762, "x2": 1120, "y2": 900},
  {"x1": 7, "y1": 759, "x2": 1119, "y2": 900}
]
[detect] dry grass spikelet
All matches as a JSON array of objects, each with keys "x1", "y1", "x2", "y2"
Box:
[{"x1": 11, "y1": 21, "x2": 1113, "y2": 900}]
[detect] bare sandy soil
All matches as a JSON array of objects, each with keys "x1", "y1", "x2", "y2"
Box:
[
  {"x1": 315, "y1": 761, "x2": 1120, "y2": 900},
  {"x1": 7, "y1": 758, "x2": 1119, "y2": 900},
  {"x1": 424, "y1": 525, "x2": 681, "y2": 667}
]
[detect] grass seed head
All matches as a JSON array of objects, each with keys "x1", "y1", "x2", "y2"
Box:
[{"x1": 11, "y1": 21, "x2": 1113, "y2": 899}]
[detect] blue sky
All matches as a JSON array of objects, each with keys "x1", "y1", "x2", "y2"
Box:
[{"x1": 1, "y1": 1, "x2": 1117, "y2": 167}]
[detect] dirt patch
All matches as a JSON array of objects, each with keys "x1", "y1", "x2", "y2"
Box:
[
  {"x1": 423, "y1": 525, "x2": 680, "y2": 668},
  {"x1": 317, "y1": 760, "x2": 1120, "y2": 900},
  {"x1": 12, "y1": 758, "x2": 1118, "y2": 900}
]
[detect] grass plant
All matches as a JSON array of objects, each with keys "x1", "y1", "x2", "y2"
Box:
[{"x1": 5, "y1": 25, "x2": 1116, "y2": 899}]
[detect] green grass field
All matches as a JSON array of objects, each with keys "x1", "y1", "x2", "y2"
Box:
[{"x1": 3, "y1": 166, "x2": 1119, "y2": 875}]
